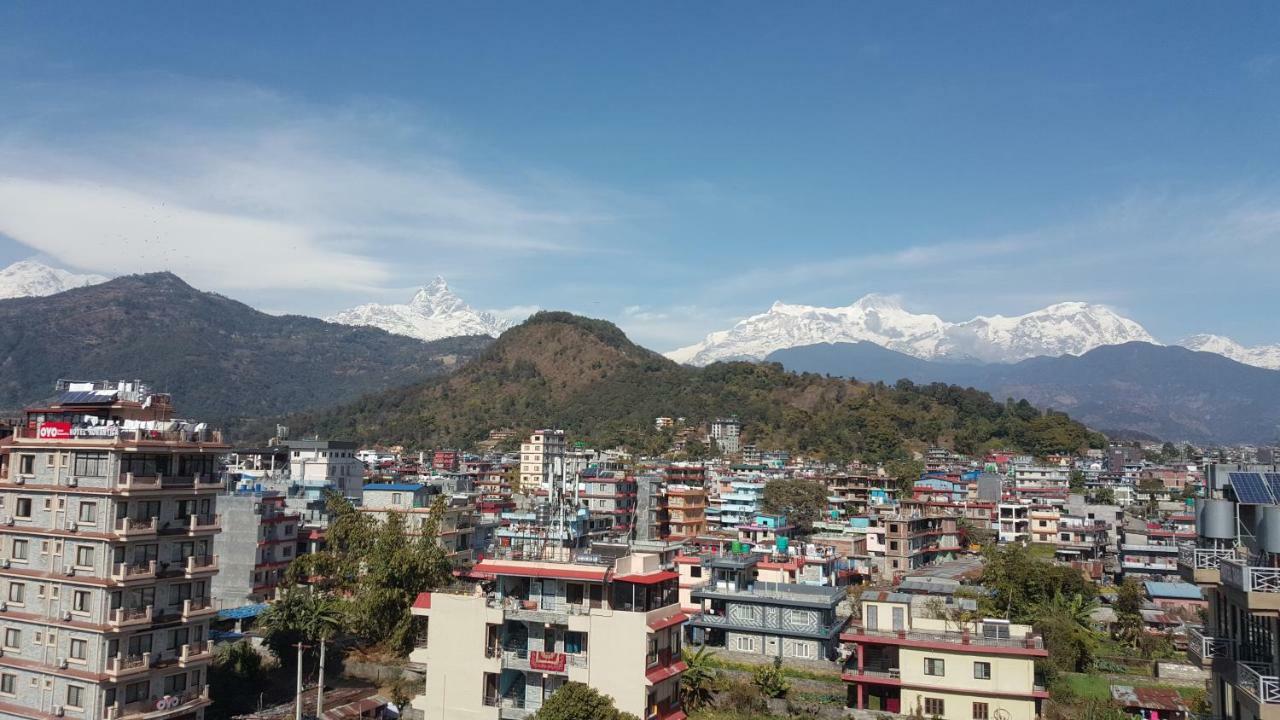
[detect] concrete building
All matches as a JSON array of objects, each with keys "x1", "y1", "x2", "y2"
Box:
[
  {"x1": 997, "y1": 504, "x2": 1031, "y2": 543},
  {"x1": 842, "y1": 591, "x2": 1048, "y2": 720},
  {"x1": 407, "y1": 551, "x2": 686, "y2": 720},
  {"x1": 661, "y1": 486, "x2": 707, "y2": 540},
  {"x1": 360, "y1": 483, "x2": 478, "y2": 563},
  {"x1": 210, "y1": 492, "x2": 300, "y2": 608},
  {"x1": 709, "y1": 418, "x2": 741, "y2": 455},
  {"x1": 685, "y1": 552, "x2": 847, "y2": 661},
  {"x1": 0, "y1": 381, "x2": 224, "y2": 720},
  {"x1": 287, "y1": 440, "x2": 363, "y2": 503},
  {"x1": 878, "y1": 510, "x2": 962, "y2": 577},
  {"x1": 518, "y1": 430, "x2": 565, "y2": 494},
  {"x1": 1178, "y1": 464, "x2": 1280, "y2": 720}
]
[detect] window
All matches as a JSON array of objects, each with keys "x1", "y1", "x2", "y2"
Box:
[
  {"x1": 11, "y1": 539, "x2": 28, "y2": 561},
  {"x1": 75, "y1": 546, "x2": 95, "y2": 567},
  {"x1": 66, "y1": 685, "x2": 84, "y2": 709},
  {"x1": 924, "y1": 658, "x2": 945, "y2": 676},
  {"x1": 0, "y1": 673, "x2": 14, "y2": 695},
  {"x1": 973, "y1": 661, "x2": 991, "y2": 679},
  {"x1": 8, "y1": 583, "x2": 24, "y2": 604},
  {"x1": 73, "y1": 452, "x2": 109, "y2": 477},
  {"x1": 735, "y1": 635, "x2": 756, "y2": 652},
  {"x1": 973, "y1": 702, "x2": 989, "y2": 720},
  {"x1": 924, "y1": 698, "x2": 945, "y2": 717},
  {"x1": 690, "y1": 566, "x2": 701, "y2": 578},
  {"x1": 14, "y1": 498, "x2": 32, "y2": 518},
  {"x1": 70, "y1": 638, "x2": 87, "y2": 660},
  {"x1": 3, "y1": 629, "x2": 19, "y2": 649},
  {"x1": 78, "y1": 502, "x2": 97, "y2": 524},
  {"x1": 18, "y1": 455, "x2": 34, "y2": 475},
  {"x1": 73, "y1": 591, "x2": 90, "y2": 613}
]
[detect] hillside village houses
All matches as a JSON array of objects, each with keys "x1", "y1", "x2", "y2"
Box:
[{"x1": 0, "y1": 389, "x2": 1261, "y2": 720}]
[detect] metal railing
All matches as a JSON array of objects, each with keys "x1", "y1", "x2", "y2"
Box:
[
  {"x1": 690, "y1": 611, "x2": 845, "y2": 637},
  {"x1": 1179, "y1": 545, "x2": 1238, "y2": 570},
  {"x1": 114, "y1": 517, "x2": 158, "y2": 535},
  {"x1": 109, "y1": 606, "x2": 152, "y2": 626},
  {"x1": 844, "y1": 623, "x2": 1046, "y2": 650},
  {"x1": 112, "y1": 561, "x2": 157, "y2": 580},
  {"x1": 1237, "y1": 662, "x2": 1280, "y2": 704},
  {"x1": 185, "y1": 555, "x2": 217, "y2": 573},
  {"x1": 1222, "y1": 561, "x2": 1280, "y2": 593},
  {"x1": 1188, "y1": 626, "x2": 1233, "y2": 664}
]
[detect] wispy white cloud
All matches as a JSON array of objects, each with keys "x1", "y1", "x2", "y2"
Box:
[{"x1": 0, "y1": 76, "x2": 617, "y2": 295}]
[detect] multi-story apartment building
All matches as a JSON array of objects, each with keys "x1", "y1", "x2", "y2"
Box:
[
  {"x1": 360, "y1": 483, "x2": 477, "y2": 563},
  {"x1": 408, "y1": 550, "x2": 686, "y2": 720},
  {"x1": 686, "y1": 552, "x2": 847, "y2": 661},
  {"x1": 842, "y1": 591, "x2": 1048, "y2": 720},
  {"x1": 576, "y1": 469, "x2": 637, "y2": 534},
  {"x1": 712, "y1": 481, "x2": 765, "y2": 530},
  {"x1": 1178, "y1": 464, "x2": 1280, "y2": 720},
  {"x1": 997, "y1": 504, "x2": 1030, "y2": 543},
  {"x1": 210, "y1": 491, "x2": 300, "y2": 607},
  {"x1": 518, "y1": 430, "x2": 565, "y2": 494},
  {"x1": 288, "y1": 440, "x2": 363, "y2": 502},
  {"x1": 0, "y1": 382, "x2": 224, "y2": 720},
  {"x1": 1030, "y1": 506, "x2": 1059, "y2": 544},
  {"x1": 661, "y1": 486, "x2": 707, "y2": 539},
  {"x1": 709, "y1": 418, "x2": 741, "y2": 455},
  {"x1": 878, "y1": 511, "x2": 962, "y2": 577}
]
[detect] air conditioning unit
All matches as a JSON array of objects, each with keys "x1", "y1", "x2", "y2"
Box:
[
  {"x1": 1, "y1": 559, "x2": 9, "y2": 568},
  {"x1": 2, "y1": 517, "x2": 13, "y2": 526},
  {"x1": 63, "y1": 567, "x2": 75, "y2": 576},
  {"x1": 57, "y1": 658, "x2": 68, "y2": 669},
  {"x1": 67, "y1": 478, "x2": 78, "y2": 487},
  {"x1": 66, "y1": 524, "x2": 78, "y2": 533},
  {"x1": 53, "y1": 706, "x2": 64, "y2": 717},
  {"x1": 62, "y1": 611, "x2": 72, "y2": 621},
  {"x1": 13, "y1": 477, "x2": 23, "y2": 485},
  {"x1": 0, "y1": 601, "x2": 7, "y2": 611}
]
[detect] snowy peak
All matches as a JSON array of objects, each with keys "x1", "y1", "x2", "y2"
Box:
[
  {"x1": 0, "y1": 260, "x2": 108, "y2": 300},
  {"x1": 666, "y1": 295, "x2": 1156, "y2": 365},
  {"x1": 327, "y1": 278, "x2": 515, "y2": 342},
  {"x1": 1179, "y1": 334, "x2": 1280, "y2": 370}
]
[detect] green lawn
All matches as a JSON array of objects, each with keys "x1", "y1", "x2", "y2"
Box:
[{"x1": 1059, "y1": 673, "x2": 1206, "y2": 703}]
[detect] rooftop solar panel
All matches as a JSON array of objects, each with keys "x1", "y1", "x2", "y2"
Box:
[
  {"x1": 1267, "y1": 473, "x2": 1280, "y2": 501},
  {"x1": 1230, "y1": 472, "x2": 1274, "y2": 504},
  {"x1": 54, "y1": 391, "x2": 118, "y2": 405}
]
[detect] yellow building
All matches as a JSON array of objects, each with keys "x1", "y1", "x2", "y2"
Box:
[
  {"x1": 408, "y1": 550, "x2": 687, "y2": 720},
  {"x1": 842, "y1": 591, "x2": 1047, "y2": 720}
]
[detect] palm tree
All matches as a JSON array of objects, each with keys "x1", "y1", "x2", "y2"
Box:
[
  {"x1": 680, "y1": 645, "x2": 721, "y2": 711},
  {"x1": 257, "y1": 588, "x2": 347, "y2": 663},
  {"x1": 1037, "y1": 591, "x2": 1099, "y2": 631}
]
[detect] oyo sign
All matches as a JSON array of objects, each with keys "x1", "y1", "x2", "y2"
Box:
[
  {"x1": 155, "y1": 696, "x2": 181, "y2": 711},
  {"x1": 37, "y1": 422, "x2": 71, "y2": 439}
]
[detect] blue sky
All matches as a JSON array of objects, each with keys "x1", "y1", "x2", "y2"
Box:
[{"x1": 1, "y1": 2, "x2": 1278, "y2": 349}]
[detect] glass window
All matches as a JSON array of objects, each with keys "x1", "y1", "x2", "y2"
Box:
[
  {"x1": 18, "y1": 456, "x2": 34, "y2": 475},
  {"x1": 924, "y1": 698, "x2": 944, "y2": 717},
  {"x1": 67, "y1": 685, "x2": 84, "y2": 709},
  {"x1": 75, "y1": 546, "x2": 94, "y2": 567},
  {"x1": 973, "y1": 702, "x2": 989, "y2": 720},
  {"x1": 973, "y1": 661, "x2": 991, "y2": 679},
  {"x1": 14, "y1": 498, "x2": 32, "y2": 518},
  {"x1": 0, "y1": 673, "x2": 14, "y2": 695},
  {"x1": 70, "y1": 638, "x2": 87, "y2": 660},
  {"x1": 7, "y1": 583, "x2": 24, "y2": 604},
  {"x1": 73, "y1": 591, "x2": 90, "y2": 613},
  {"x1": 73, "y1": 452, "x2": 109, "y2": 477},
  {"x1": 3, "y1": 629, "x2": 19, "y2": 649},
  {"x1": 78, "y1": 502, "x2": 97, "y2": 523},
  {"x1": 924, "y1": 658, "x2": 945, "y2": 676},
  {"x1": 11, "y1": 539, "x2": 28, "y2": 561}
]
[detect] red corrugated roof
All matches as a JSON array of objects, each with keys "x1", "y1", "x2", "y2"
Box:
[
  {"x1": 646, "y1": 660, "x2": 688, "y2": 684},
  {"x1": 412, "y1": 592, "x2": 431, "y2": 610},
  {"x1": 648, "y1": 612, "x2": 688, "y2": 631},
  {"x1": 615, "y1": 570, "x2": 679, "y2": 585}
]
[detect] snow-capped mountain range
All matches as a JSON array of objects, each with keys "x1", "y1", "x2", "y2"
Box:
[
  {"x1": 326, "y1": 276, "x2": 514, "y2": 342},
  {"x1": 666, "y1": 294, "x2": 1280, "y2": 370},
  {"x1": 0, "y1": 260, "x2": 107, "y2": 300}
]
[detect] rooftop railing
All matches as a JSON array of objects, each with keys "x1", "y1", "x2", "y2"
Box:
[{"x1": 1222, "y1": 560, "x2": 1280, "y2": 593}]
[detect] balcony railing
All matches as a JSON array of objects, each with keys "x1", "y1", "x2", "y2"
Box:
[
  {"x1": 112, "y1": 685, "x2": 209, "y2": 720},
  {"x1": 180, "y1": 641, "x2": 211, "y2": 664},
  {"x1": 112, "y1": 560, "x2": 157, "y2": 581},
  {"x1": 108, "y1": 606, "x2": 153, "y2": 628},
  {"x1": 843, "y1": 623, "x2": 1045, "y2": 651},
  {"x1": 1222, "y1": 561, "x2": 1280, "y2": 593},
  {"x1": 1237, "y1": 662, "x2": 1280, "y2": 704},
  {"x1": 691, "y1": 611, "x2": 845, "y2": 638},
  {"x1": 189, "y1": 514, "x2": 220, "y2": 532},
  {"x1": 106, "y1": 653, "x2": 150, "y2": 677},
  {"x1": 114, "y1": 517, "x2": 158, "y2": 536},
  {"x1": 185, "y1": 555, "x2": 218, "y2": 574},
  {"x1": 182, "y1": 597, "x2": 214, "y2": 619},
  {"x1": 1188, "y1": 626, "x2": 1233, "y2": 664}
]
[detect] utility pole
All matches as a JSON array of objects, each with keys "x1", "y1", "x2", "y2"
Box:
[
  {"x1": 293, "y1": 642, "x2": 309, "y2": 720},
  {"x1": 315, "y1": 640, "x2": 327, "y2": 718}
]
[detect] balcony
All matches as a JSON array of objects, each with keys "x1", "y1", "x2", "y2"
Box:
[
  {"x1": 1236, "y1": 662, "x2": 1280, "y2": 705},
  {"x1": 501, "y1": 648, "x2": 587, "y2": 674},
  {"x1": 1221, "y1": 561, "x2": 1280, "y2": 611},
  {"x1": 111, "y1": 560, "x2": 158, "y2": 583},
  {"x1": 110, "y1": 685, "x2": 210, "y2": 720},
  {"x1": 1187, "y1": 626, "x2": 1233, "y2": 668},
  {"x1": 182, "y1": 597, "x2": 216, "y2": 621},
  {"x1": 188, "y1": 514, "x2": 221, "y2": 534},
  {"x1": 108, "y1": 606, "x2": 153, "y2": 629},
  {"x1": 114, "y1": 516, "x2": 159, "y2": 538},
  {"x1": 105, "y1": 653, "x2": 151, "y2": 679},
  {"x1": 179, "y1": 641, "x2": 213, "y2": 666},
  {"x1": 184, "y1": 554, "x2": 218, "y2": 577},
  {"x1": 688, "y1": 610, "x2": 846, "y2": 640},
  {"x1": 483, "y1": 695, "x2": 541, "y2": 720},
  {"x1": 841, "y1": 623, "x2": 1046, "y2": 654},
  {"x1": 116, "y1": 473, "x2": 163, "y2": 491}
]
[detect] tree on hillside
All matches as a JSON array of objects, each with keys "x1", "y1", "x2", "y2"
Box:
[
  {"x1": 762, "y1": 478, "x2": 828, "y2": 531},
  {"x1": 1114, "y1": 578, "x2": 1146, "y2": 647},
  {"x1": 530, "y1": 682, "x2": 639, "y2": 720},
  {"x1": 979, "y1": 543, "x2": 1096, "y2": 623},
  {"x1": 1069, "y1": 469, "x2": 1086, "y2": 493},
  {"x1": 1094, "y1": 486, "x2": 1116, "y2": 505},
  {"x1": 883, "y1": 458, "x2": 925, "y2": 497},
  {"x1": 680, "y1": 646, "x2": 721, "y2": 711}
]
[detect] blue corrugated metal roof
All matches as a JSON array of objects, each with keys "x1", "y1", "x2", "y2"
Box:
[
  {"x1": 1144, "y1": 581, "x2": 1204, "y2": 600},
  {"x1": 217, "y1": 603, "x2": 268, "y2": 620},
  {"x1": 363, "y1": 483, "x2": 425, "y2": 492}
]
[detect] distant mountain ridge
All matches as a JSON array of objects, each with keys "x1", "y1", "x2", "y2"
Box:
[
  {"x1": 766, "y1": 341, "x2": 1280, "y2": 444},
  {"x1": 667, "y1": 295, "x2": 1158, "y2": 365},
  {"x1": 0, "y1": 272, "x2": 491, "y2": 423},
  {"x1": 1180, "y1": 334, "x2": 1280, "y2": 371},
  {"x1": 0, "y1": 260, "x2": 108, "y2": 299},
  {"x1": 328, "y1": 276, "x2": 514, "y2": 342}
]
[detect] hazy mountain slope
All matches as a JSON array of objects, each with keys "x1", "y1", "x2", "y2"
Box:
[{"x1": 0, "y1": 273, "x2": 491, "y2": 423}]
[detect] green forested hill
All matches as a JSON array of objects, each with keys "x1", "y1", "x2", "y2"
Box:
[
  {"x1": 290, "y1": 312, "x2": 1105, "y2": 461},
  {"x1": 0, "y1": 272, "x2": 492, "y2": 424}
]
